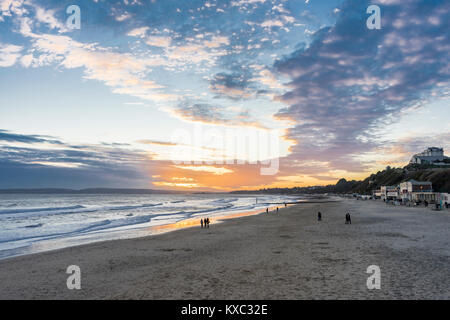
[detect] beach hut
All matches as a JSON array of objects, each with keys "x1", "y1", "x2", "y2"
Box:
[{"x1": 381, "y1": 186, "x2": 399, "y2": 201}]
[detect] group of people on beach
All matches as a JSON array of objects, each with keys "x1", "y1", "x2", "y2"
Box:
[
  {"x1": 265, "y1": 203, "x2": 287, "y2": 214},
  {"x1": 317, "y1": 211, "x2": 352, "y2": 224},
  {"x1": 200, "y1": 218, "x2": 210, "y2": 228},
  {"x1": 265, "y1": 207, "x2": 280, "y2": 213}
]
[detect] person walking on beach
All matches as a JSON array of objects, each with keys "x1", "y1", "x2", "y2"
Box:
[
  {"x1": 206, "y1": 217, "x2": 210, "y2": 228},
  {"x1": 318, "y1": 211, "x2": 322, "y2": 221},
  {"x1": 266, "y1": 208, "x2": 269, "y2": 214},
  {"x1": 276, "y1": 207, "x2": 279, "y2": 213},
  {"x1": 200, "y1": 218, "x2": 204, "y2": 228},
  {"x1": 345, "y1": 213, "x2": 351, "y2": 224}
]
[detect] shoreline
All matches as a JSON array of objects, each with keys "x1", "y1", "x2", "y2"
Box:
[
  {"x1": 0, "y1": 199, "x2": 448, "y2": 299},
  {"x1": 0, "y1": 201, "x2": 298, "y2": 262},
  {"x1": 0, "y1": 196, "x2": 333, "y2": 261}
]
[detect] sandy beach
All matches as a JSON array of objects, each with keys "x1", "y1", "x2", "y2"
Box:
[{"x1": 0, "y1": 198, "x2": 449, "y2": 300}]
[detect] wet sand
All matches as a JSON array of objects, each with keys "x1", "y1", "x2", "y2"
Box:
[{"x1": 0, "y1": 198, "x2": 449, "y2": 299}]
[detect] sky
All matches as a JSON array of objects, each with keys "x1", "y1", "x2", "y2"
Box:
[{"x1": 0, "y1": 0, "x2": 449, "y2": 190}]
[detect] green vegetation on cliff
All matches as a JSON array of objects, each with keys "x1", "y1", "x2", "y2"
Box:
[{"x1": 232, "y1": 165, "x2": 450, "y2": 195}]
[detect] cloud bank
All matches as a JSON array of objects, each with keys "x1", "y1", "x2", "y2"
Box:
[{"x1": 274, "y1": 0, "x2": 449, "y2": 174}]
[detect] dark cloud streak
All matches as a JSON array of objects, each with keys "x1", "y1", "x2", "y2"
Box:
[
  {"x1": 0, "y1": 130, "x2": 154, "y2": 188},
  {"x1": 0, "y1": 130, "x2": 63, "y2": 145}
]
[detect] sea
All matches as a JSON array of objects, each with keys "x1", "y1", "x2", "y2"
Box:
[{"x1": 0, "y1": 193, "x2": 303, "y2": 259}]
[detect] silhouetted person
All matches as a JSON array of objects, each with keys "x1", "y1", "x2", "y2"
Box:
[
  {"x1": 200, "y1": 219, "x2": 204, "y2": 228},
  {"x1": 206, "y1": 217, "x2": 210, "y2": 228},
  {"x1": 318, "y1": 211, "x2": 322, "y2": 221},
  {"x1": 276, "y1": 207, "x2": 279, "y2": 213},
  {"x1": 345, "y1": 213, "x2": 351, "y2": 224},
  {"x1": 266, "y1": 208, "x2": 269, "y2": 214},
  {"x1": 284, "y1": 203, "x2": 287, "y2": 207}
]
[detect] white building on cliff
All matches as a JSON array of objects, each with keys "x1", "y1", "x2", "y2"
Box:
[{"x1": 410, "y1": 147, "x2": 449, "y2": 165}]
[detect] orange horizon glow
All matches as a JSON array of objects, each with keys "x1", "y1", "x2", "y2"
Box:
[
  {"x1": 148, "y1": 162, "x2": 375, "y2": 192},
  {"x1": 143, "y1": 138, "x2": 410, "y2": 192}
]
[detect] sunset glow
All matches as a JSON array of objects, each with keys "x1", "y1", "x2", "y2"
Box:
[{"x1": 0, "y1": 0, "x2": 448, "y2": 191}]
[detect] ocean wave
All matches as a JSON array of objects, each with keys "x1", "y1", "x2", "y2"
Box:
[
  {"x1": 107, "y1": 203, "x2": 163, "y2": 211},
  {"x1": 0, "y1": 202, "x2": 164, "y2": 220},
  {"x1": 0, "y1": 205, "x2": 85, "y2": 215},
  {"x1": 0, "y1": 217, "x2": 137, "y2": 244},
  {"x1": 209, "y1": 198, "x2": 238, "y2": 205},
  {"x1": 181, "y1": 203, "x2": 235, "y2": 217},
  {"x1": 0, "y1": 219, "x2": 112, "y2": 244},
  {"x1": 24, "y1": 223, "x2": 44, "y2": 228}
]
